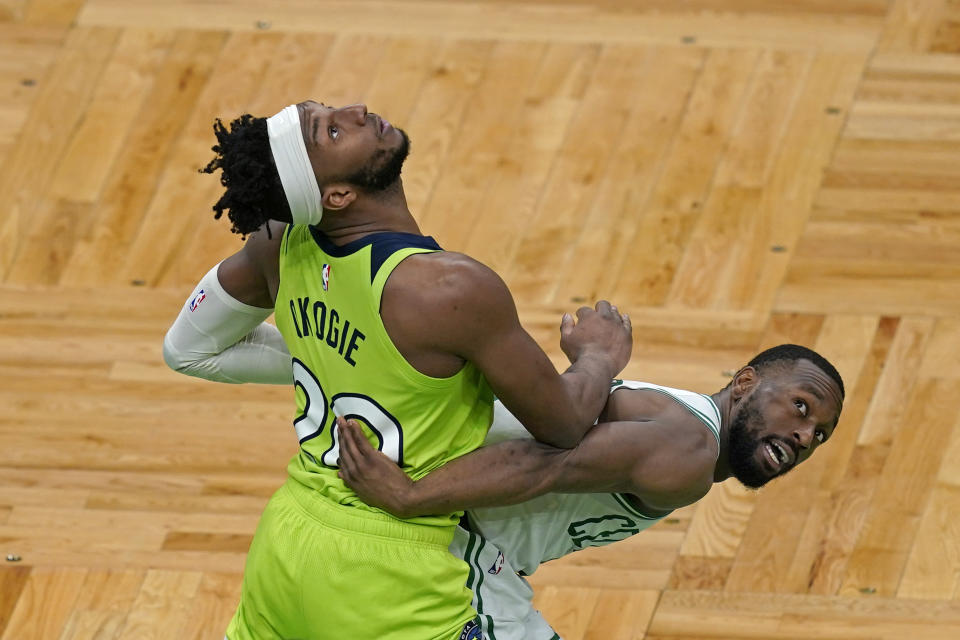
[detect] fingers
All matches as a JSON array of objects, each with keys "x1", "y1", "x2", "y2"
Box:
[
  {"x1": 597, "y1": 300, "x2": 631, "y2": 327},
  {"x1": 566, "y1": 301, "x2": 630, "y2": 328},
  {"x1": 595, "y1": 300, "x2": 628, "y2": 323},
  {"x1": 337, "y1": 417, "x2": 370, "y2": 480},
  {"x1": 336, "y1": 417, "x2": 355, "y2": 479}
]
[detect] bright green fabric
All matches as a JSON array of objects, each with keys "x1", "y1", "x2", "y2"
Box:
[{"x1": 225, "y1": 479, "x2": 478, "y2": 640}]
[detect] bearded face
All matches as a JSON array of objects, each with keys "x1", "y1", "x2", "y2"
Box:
[
  {"x1": 727, "y1": 393, "x2": 778, "y2": 489},
  {"x1": 341, "y1": 128, "x2": 411, "y2": 193}
]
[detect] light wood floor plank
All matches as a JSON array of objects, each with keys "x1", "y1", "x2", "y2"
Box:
[
  {"x1": 651, "y1": 589, "x2": 960, "y2": 639},
  {"x1": 419, "y1": 40, "x2": 548, "y2": 252},
  {"x1": 562, "y1": 45, "x2": 704, "y2": 304},
  {"x1": 22, "y1": 0, "x2": 86, "y2": 25},
  {"x1": 0, "y1": 567, "x2": 32, "y2": 639},
  {"x1": 57, "y1": 569, "x2": 145, "y2": 640},
  {"x1": 460, "y1": 42, "x2": 601, "y2": 276},
  {"x1": 841, "y1": 378, "x2": 960, "y2": 596},
  {"x1": 507, "y1": 43, "x2": 665, "y2": 304},
  {"x1": 898, "y1": 485, "x2": 960, "y2": 600},
  {"x1": 58, "y1": 29, "x2": 228, "y2": 288},
  {"x1": 120, "y1": 30, "x2": 288, "y2": 287},
  {"x1": 180, "y1": 572, "x2": 242, "y2": 640},
  {"x1": 113, "y1": 570, "x2": 202, "y2": 640},
  {"x1": 393, "y1": 39, "x2": 494, "y2": 225},
  {"x1": 76, "y1": 0, "x2": 886, "y2": 51},
  {"x1": 0, "y1": 25, "x2": 121, "y2": 281},
  {"x1": 611, "y1": 47, "x2": 760, "y2": 307},
  {"x1": 1, "y1": 568, "x2": 87, "y2": 640}
]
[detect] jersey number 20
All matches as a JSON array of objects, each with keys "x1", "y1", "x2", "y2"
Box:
[{"x1": 292, "y1": 358, "x2": 405, "y2": 467}]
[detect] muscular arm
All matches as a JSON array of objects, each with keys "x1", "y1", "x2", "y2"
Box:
[
  {"x1": 390, "y1": 254, "x2": 631, "y2": 448},
  {"x1": 337, "y1": 412, "x2": 716, "y2": 519}
]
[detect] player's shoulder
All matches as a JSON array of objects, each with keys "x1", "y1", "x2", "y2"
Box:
[
  {"x1": 385, "y1": 250, "x2": 518, "y2": 350},
  {"x1": 657, "y1": 397, "x2": 719, "y2": 481},
  {"x1": 401, "y1": 250, "x2": 499, "y2": 279},
  {"x1": 394, "y1": 251, "x2": 511, "y2": 307},
  {"x1": 615, "y1": 385, "x2": 720, "y2": 452}
]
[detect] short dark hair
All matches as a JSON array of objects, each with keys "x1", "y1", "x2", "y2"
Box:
[
  {"x1": 200, "y1": 114, "x2": 289, "y2": 236},
  {"x1": 748, "y1": 344, "x2": 845, "y2": 399}
]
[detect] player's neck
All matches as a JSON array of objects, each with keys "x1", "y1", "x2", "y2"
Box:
[
  {"x1": 710, "y1": 387, "x2": 734, "y2": 483},
  {"x1": 318, "y1": 182, "x2": 422, "y2": 244}
]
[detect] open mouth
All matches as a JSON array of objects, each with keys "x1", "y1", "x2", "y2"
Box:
[{"x1": 762, "y1": 440, "x2": 791, "y2": 473}]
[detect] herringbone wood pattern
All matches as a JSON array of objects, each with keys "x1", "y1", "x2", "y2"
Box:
[{"x1": 1, "y1": 0, "x2": 959, "y2": 638}]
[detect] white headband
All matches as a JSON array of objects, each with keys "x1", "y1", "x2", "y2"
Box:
[{"x1": 267, "y1": 104, "x2": 323, "y2": 226}]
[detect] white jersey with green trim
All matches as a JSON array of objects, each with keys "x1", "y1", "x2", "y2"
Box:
[{"x1": 464, "y1": 379, "x2": 722, "y2": 577}]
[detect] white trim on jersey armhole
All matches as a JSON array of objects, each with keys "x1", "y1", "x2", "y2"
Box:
[{"x1": 613, "y1": 380, "x2": 722, "y2": 451}]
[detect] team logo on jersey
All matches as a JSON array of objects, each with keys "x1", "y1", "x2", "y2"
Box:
[
  {"x1": 188, "y1": 289, "x2": 206, "y2": 312},
  {"x1": 568, "y1": 514, "x2": 639, "y2": 549},
  {"x1": 459, "y1": 619, "x2": 482, "y2": 640},
  {"x1": 321, "y1": 264, "x2": 331, "y2": 291},
  {"x1": 487, "y1": 551, "x2": 504, "y2": 575}
]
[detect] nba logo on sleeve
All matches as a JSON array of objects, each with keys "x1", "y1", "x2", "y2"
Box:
[
  {"x1": 321, "y1": 264, "x2": 331, "y2": 291},
  {"x1": 189, "y1": 289, "x2": 206, "y2": 312}
]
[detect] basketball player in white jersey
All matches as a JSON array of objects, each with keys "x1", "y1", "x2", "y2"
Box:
[{"x1": 337, "y1": 343, "x2": 845, "y2": 639}]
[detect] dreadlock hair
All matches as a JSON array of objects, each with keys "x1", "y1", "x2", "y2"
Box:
[
  {"x1": 747, "y1": 344, "x2": 845, "y2": 399},
  {"x1": 200, "y1": 114, "x2": 289, "y2": 237}
]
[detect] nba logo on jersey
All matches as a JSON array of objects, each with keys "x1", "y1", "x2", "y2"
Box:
[
  {"x1": 487, "y1": 551, "x2": 504, "y2": 575},
  {"x1": 321, "y1": 264, "x2": 331, "y2": 291},
  {"x1": 188, "y1": 289, "x2": 206, "y2": 312},
  {"x1": 459, "y1": 620, "x2": 483, "y2": 640}
]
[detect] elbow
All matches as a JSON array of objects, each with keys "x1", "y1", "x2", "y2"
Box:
[
  {"x1": 529, "y1": 432, "x2": 577, "y2": 450},
  {"x1": 162, "y1": 332, "x2": 191, "y2": 373},
  {"x1": 534, "y1": 418, "x2": 589, "y2": 450},
  {"x1": 545, "y1": 433, "x2": 579, "y2": 450}
]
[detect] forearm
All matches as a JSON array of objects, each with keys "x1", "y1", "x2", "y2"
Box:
[
  {"x1": 498, "y1": 353, "x2": 615, "y2": 450},
  {"x1": 164, "y1": 321, "x2": 292, "y2": 384},
  {"x1": 337, "y1": 417, "x2": 643, "y2": 519},
  {"x1": 395, "y1": 440, "x2": 567, "y2": 518},
  {"x1": 547, "y1": 353, "x2": 616, "y2": 447}
]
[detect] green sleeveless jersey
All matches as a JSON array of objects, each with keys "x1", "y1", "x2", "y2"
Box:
[{"x1": 275, "y1": 225, "x2": 494, "y2": 527}]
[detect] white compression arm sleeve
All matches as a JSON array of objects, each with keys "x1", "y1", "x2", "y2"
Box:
[{"x1": 162, "y1": 263, "x2": 293, "y2": 384}]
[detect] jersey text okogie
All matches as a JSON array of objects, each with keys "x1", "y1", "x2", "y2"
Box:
[{"x1": 286, "y1": 296, "x2": 365, "y2": 367}]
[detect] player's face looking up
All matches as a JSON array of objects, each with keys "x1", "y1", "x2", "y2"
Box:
[
  {"x1": 297, "y1": 101, "x2": 411, "y2": 196},
  {"x1": 727, "y1": 359, "x2": 842, "y2": 489}
]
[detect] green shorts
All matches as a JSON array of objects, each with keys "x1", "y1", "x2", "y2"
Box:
[{"x1": 225, "y1": 478, "x2": 480, "y2": 640}]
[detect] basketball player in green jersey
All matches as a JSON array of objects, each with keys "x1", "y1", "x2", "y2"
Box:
[
  {"x1": 336, "y1": 344, "x2": 845, "y2": 639},
  {"x1": 163, "y1": 102, "x2": 632, "y2": 639}
]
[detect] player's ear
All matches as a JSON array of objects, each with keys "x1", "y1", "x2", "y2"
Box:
[
  {"x1": 321, "y1": 183, "x2": 357, "y2": 211},
  {"x1": 731, "y1": 366, "x2": 759, "y2": 401}
]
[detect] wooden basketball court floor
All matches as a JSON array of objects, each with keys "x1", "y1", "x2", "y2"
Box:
[{"x1": 1, "y1": 0, "x2": 959, "y2": 637}]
